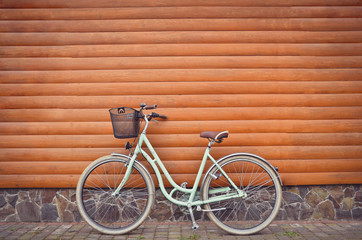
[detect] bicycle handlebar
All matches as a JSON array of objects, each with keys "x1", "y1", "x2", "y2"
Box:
[
  {"x1": 144, "y1": 104, "x2": 157, "y2": 110},
  {"x1": 140, "y1": 103, "x2": 167, "y2": 119},
  {"x1": 140, "y1": 103, "x2": 157, "y2": 110}
]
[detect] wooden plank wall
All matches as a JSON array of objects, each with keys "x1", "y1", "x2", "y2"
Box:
[{"x1": 0, "y1": 0, "x2": 361, "y2": 188}]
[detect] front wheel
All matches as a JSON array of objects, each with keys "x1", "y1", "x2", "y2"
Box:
[
  {"x1": 76, "y1": 155, "x2": 155, "y2": 235},
  {"x1": 201, "y1": 155, "x2": 282, "y2": 235}
]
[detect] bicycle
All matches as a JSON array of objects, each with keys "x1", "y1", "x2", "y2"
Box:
[{"x1": 76, "y1": 103, "x2": 282, "y2": 235}]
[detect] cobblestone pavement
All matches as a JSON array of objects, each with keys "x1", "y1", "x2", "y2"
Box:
[{"x1": 0, "y1": 221, "x2": 361, "y2": 240}]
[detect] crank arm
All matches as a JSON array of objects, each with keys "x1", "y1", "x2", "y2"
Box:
[{"x1": 196, "y1": 206, "x2": 228, "y2": 212}]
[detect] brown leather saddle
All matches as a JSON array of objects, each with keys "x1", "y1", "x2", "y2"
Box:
[{"x1": 200, "y1": 130, "x2": 229, "y2": 142}]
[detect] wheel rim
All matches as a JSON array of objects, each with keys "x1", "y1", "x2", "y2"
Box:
[
  {"x1": 205, "y1": 158, "x2": 281, "y2": 232},
  {"x1": 80, "y1": 159, "x2": 150, "y2": 230}
]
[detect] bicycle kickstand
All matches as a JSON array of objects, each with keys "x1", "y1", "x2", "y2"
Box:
[{"x1": 187, "y1": 204, "x2": 199, "y2": 231}]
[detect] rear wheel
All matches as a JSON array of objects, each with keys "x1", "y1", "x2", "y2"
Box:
[
  {"x1": 201, "y1": 155, "x2": 282, "y2": 235},
  {"x1": 76, "y1": 155, "x2": 154, "y2": 235}
]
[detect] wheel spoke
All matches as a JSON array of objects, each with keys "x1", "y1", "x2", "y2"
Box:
[
  {"x1": 202, "y1": 157, "x2": 282, "y2": 235},
  {"x1": 77, "y1": 158, "x2": 153, "y2": 233}
]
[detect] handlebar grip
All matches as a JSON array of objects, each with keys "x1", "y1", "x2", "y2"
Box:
[
  {"x1": 151, "y1": 112, "x2": 167, "y2": 119},
  {"x1": 158, "y1": 114, "x2": 167, "y2": 119},
  {"x1": 144, "y1": 104, "x2": 157, "y2": 110}
]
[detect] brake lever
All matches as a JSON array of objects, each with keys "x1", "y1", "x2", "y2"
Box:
[
  {"x1": 146, "y1": 114, "x2": 159, "y2": 123},
  {"x1": 150, "y1": 119, "x2": 159, "y2": 124}
]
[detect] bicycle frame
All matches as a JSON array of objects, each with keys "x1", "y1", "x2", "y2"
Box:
[{"x1": 112, "y1": 116, "x2": 245, "y2": 208}]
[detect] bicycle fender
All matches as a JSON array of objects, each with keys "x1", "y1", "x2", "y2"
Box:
[
  {"x1": 111, "y1": 152, "x2": 131, "y2": 159},
  {"x1": 200, "y1": 153, "x2": 283, "y2": 191}
]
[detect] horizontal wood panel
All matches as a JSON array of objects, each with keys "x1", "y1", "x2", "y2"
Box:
[
  {"x1": 1, "y1": 0, "x2": 361, "y2": 8},
  {"x1": 2, "y1": 19, "x2": 362, "y2": 32},
  {"x1": 1, "y1": 7, "x2": 362, "y2": 20},
  {"x1": 1, "y1": 56, "x2": 361, "y2": 70},
  {"x1": 1, "y1": 94, "x2": 361, "y2": 109},
  {"x1": 1, "y1": 107, "x2": 360, "y2": 122},
  {"x1": 1, "y1": 120, "x2": 361, "y2": 135},
  {"x1": 0, "y1": 146, "x2": 360, "y2": 161},
  {"x1": 1, "y1": 31, "x2": 361, "y2": 46},
  {"x1": 2, "y1": 44, "x2": 362, "y2": 57},
  {"x1": 280, "y1": 172, "x2": 362, "y2": 185},
  {"x1": 1, "y1": 133, "x2": 361, "y2": 148},
  {"x1": 1, "y1": 7, "x2": 361, "y2": 20},
  {"x1": 2, "y1": 81, "x2": 362, "y2": 96},
  {"x1": 0, "y1": 172, "x2": 361, "y2": 188},
  {"x1": 1, "y1": 69, "x2": 361, "y2": 83},
  {"x1": 1, "y1": 0, "x2": 361, "y2": 188},
  {"x1": 1, "y1": 159, "x2": 361, "y2": 174}
]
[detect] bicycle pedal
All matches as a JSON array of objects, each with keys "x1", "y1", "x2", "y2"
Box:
[
  {"x1": 181, "y1": 181, "x2": 187, "y2": 188},
  {"x1": 192, "y1": 224, "x2": 199, "y2": 231}
]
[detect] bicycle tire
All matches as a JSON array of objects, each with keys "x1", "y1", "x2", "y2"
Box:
[
  {"x1": 201, "y1": 155, "x2": 282, "y2": 235},
  {"x1": 76, "y1": 155, "x2": 155, "y2": 235}
]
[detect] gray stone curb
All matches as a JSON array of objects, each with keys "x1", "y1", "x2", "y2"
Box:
[
  {"x1": 1, "y1": 185, "x2": 361, "y2": 223},
  {"x1": 0, "y1": 221, "x2": 361, "y2": 240}
]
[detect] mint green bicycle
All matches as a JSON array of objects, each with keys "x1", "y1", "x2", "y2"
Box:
[{"x1": 76, "y1": 103, "x2": 282, "y2": 235}]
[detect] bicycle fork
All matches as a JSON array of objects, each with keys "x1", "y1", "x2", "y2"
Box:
[{"x1": 111, "y1": 153, "x2": 136, "y2": 197}]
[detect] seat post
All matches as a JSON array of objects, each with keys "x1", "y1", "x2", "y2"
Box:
[{"x1": 208, "y1": 139, "x2": 215, "y2": 148}]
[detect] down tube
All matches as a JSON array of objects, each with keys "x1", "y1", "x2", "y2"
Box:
[{"x1": 139, "y1": 134, "x2": 193, "y2": 194}]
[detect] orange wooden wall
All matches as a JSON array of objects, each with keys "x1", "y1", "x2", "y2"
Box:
[{"x1": 0, "y1": 0, "x2": 361, "y2": 188}]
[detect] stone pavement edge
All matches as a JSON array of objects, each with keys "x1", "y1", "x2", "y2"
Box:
[{"x1": 0, "y1": 221, "x2": 361, "y2": 240}]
